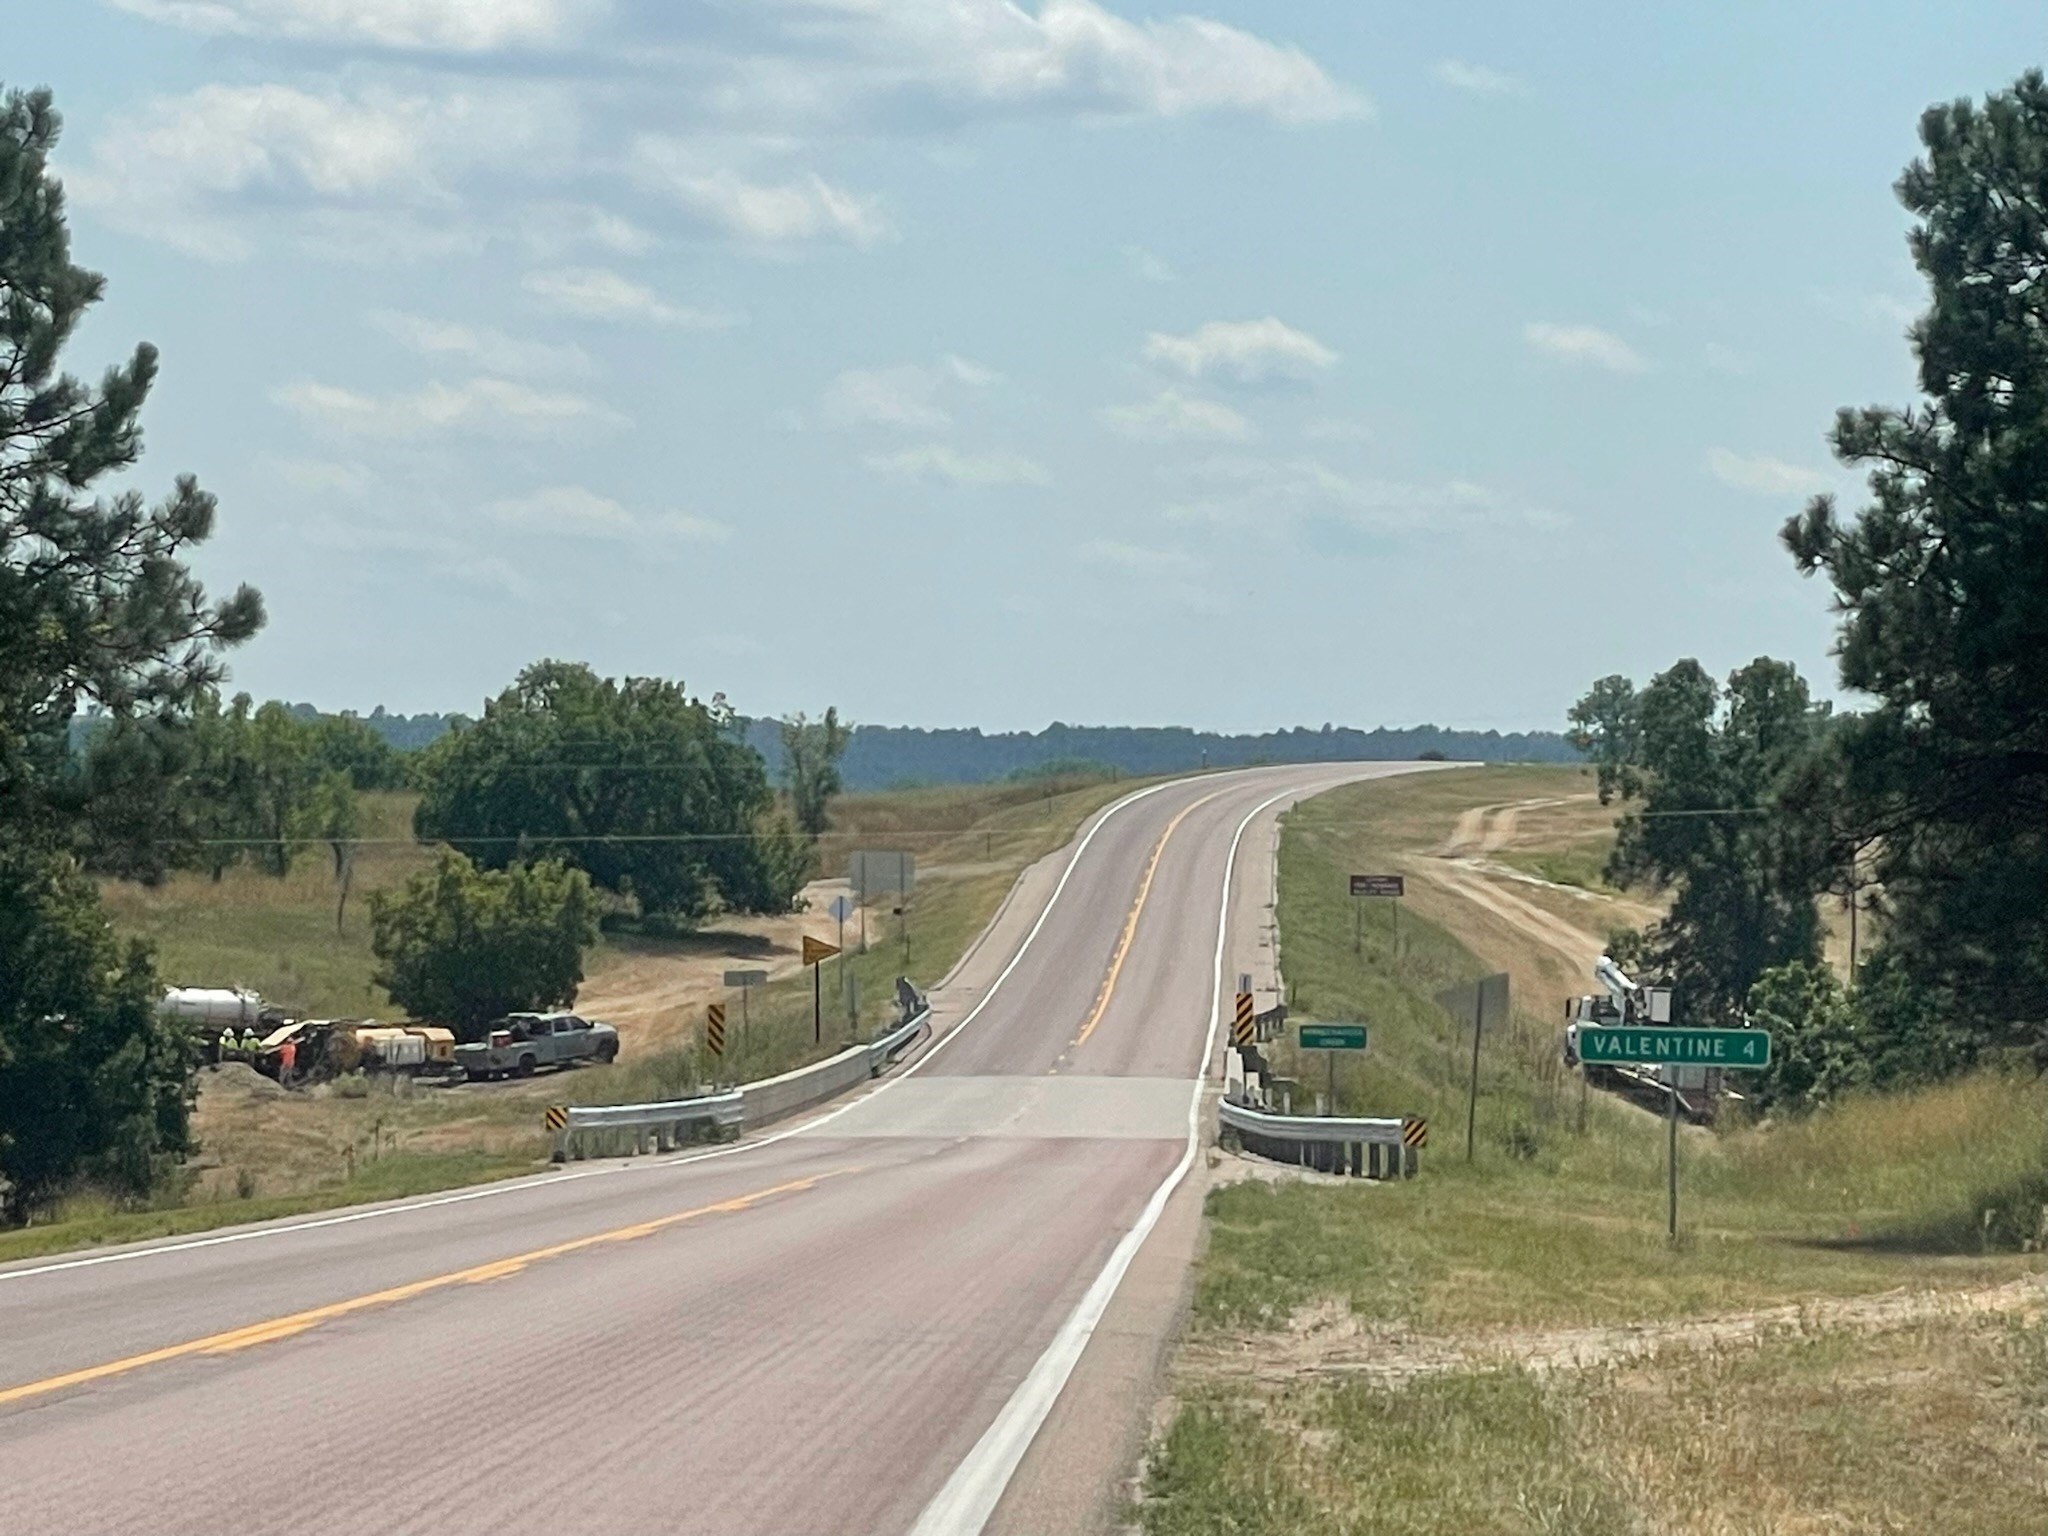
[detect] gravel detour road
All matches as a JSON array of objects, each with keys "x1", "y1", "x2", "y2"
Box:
[{"x1": 0, "y1": 762, "x2": 1452, "y2": 1536}]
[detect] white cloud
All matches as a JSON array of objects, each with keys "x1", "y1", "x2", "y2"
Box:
[
  {"x1": 490, "y1": 485, "x2": 731, "y2": 542},
  {"x1": 371, "y1": 311, "x2": 590, "y2": 376},
  {"x1": 1143, "y1": 317, "x2": 1338, "y2": 386},
  {"x1": 822, "y1": 357, "x2": 998, "y2": 430},
  {"x1": 300, "y1": 514, "x2": 536, "y2": 598},
  {"x1": 1705, "y1": 448, "x2": 1830, "y2": 497},
  {"x1": 107, "y1": 0, "x2": 601, "y2": 50},
  {"x1": 1301, "y1": 415, "x2": 1373, "y2": 444},
  {"x1": 1099, "y1": 388, "x2": 1250, "y2": 442},
  {"x1": 1703, "y1": 342, "x2": 1754, "y2": 376},
  {"x1": 1433, "y1": 60, "x2": 1522, "y2": 96},
  {"x1": 1121, "y1": 244, "x2": 1176, "y2": 283},
  {"x1": 274, "y1": 376, "x2": 623, "y2": 437},
  {"x1": 1165, "y1": 455, "x2": 1558, "y2": 538},
  {"x1": 1077, "y1": 537, "x2": 1209, "y2": 604},
  {"x1": 72, "y1": 81, "x2": 558, "y2": 259},
  {"x1": 1522, "y1": 322, "x2": 1648, "y2": 374},
  {"x1": 708, "y1": 1, "x2": 1362, "y2": 129},
  {"x1": 522, "y1": 268, "x2": 739, "y2": 328},
  {"x1": 631, "y1": 139, "x2": 890, "y2": 246},
  {"x1": 863, "y1": 444, "x2": 1049, "y2": 486}
]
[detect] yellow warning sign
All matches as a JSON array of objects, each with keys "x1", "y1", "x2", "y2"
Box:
[
  {"x1": 706, "y1": 1003, "x2": 726, "y2": 1057},
  {"x1": 802, "y1": 935, "x2": 841, "y2": 966},
  {"x1": 1231, "y1": 991, "x2": 1255, "y2": 1047}
]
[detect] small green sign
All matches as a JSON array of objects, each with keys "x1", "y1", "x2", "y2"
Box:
[
  {"x1": 1299, "y1": 1023, "x2": 1368, "y2": 1052},
  {"x1": 1577, "y1": 1026, "x2": 1771, "y2": 1069}
]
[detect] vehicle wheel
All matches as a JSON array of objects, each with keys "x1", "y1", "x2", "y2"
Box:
[
  {"x1": 597, "y1": 1041, "x2": 618, "y2": 1064},
  {"x1": 516, "y1": 1055, "x2": 537, "y2": 1079},
  {"x1": 465, "y1": 1070, "x2": 485, "y2": 1083}
]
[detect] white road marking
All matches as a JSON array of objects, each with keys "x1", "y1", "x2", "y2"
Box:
[
  {"x1": 0, "y1": 775, "x2": 1191, "y2": 1286},
  {"x1": 907, "y1": 776, "x2": 1315, "y2": 1536}
]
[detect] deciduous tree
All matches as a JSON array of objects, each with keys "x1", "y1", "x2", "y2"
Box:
[
  {"x1": 414, "y1": 661, "x2": 804, "y2": 922},
  {"x1": 370, "y1": 851, "x2": 599, "y2": 1035}
]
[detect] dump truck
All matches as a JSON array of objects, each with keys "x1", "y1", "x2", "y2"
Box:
[{"x1": 455, "y1": 1012, "x2": 619, "y2": 1082}]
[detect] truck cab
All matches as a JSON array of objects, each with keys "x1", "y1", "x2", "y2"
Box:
[{"x1": 456, "y1": 1012, "x2": 620, "y2": 1081}]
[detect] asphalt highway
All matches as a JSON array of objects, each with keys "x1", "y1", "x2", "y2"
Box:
[{"x1": 0, "y1": 763, "x2": 1439, "y2": 1535}]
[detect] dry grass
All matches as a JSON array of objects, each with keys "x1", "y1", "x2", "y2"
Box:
[
  {"x1": 1145, "y1": 765, "x2": 2048, "y2": 1536},
  {"x1": 16, "y1": 773, "x2": 1157, "y2": 1258},
  {"x1": 1144, "y1": 1315, "x2": 2048, "y2": 1536}
]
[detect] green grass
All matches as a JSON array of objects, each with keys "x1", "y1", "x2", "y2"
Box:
[
  {"x1": 1143, "y1": 768, "x2": 2048, "y2": 1535},
  {"x1": 1492, "y1": 837, "x2": 1617, "y2": 893},
  {"x1": 101, "y1": 789, "x2": 430, "y2": 1018},
  {"x1": 1144, "y1": 1316, "x2": 2048, "y2": 1536},
  {"x1": 554, "y1": 772, "x2": 1166, "y2": 1105},
  {"x1": 25, "y1": 773, "x2": 1163, "y2": 1257},
  {"x1": 1211, "y1": 775, "x2": 2048, "y2": 1336},
  {"x1": 0, "y1": 1148, "x2": 538, "y2": 1266}
]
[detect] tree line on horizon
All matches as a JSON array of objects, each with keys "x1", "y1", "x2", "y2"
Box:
[{"x1": 192, "y1": 709, "x2": 1579, "y2": 790}]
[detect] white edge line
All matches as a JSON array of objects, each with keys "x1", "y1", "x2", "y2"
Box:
[
  {"x1": 0, "y1": 776, "x2": 1190, "y2": 1286},
  {"x1": 905, "y1": 777, "x2": 1308, "y2": 1536}
]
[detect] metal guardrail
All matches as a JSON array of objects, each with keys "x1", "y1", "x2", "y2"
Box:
[
  {"x1": 1219, "y1": 1098, "x2": 1419, "y2": 1180},
  {"x1": 551, "y1": 991, "x2": 932, "y2": 1162},
  {"x1": 866, "y1": 1004, "x2": 930, "y2": 1071}
]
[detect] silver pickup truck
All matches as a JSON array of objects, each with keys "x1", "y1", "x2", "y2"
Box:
[{"x1": 456, "y1": 1012, "x2": 620, "y2": 1081}]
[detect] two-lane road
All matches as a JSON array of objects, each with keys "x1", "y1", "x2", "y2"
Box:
[{"x1": 0, "y1": 763, "x2": 1441, "y2": 1535}]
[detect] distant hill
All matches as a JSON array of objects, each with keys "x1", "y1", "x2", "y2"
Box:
[{"x1": 742, "y1": 720, "x2": 1578, "y2": 791}]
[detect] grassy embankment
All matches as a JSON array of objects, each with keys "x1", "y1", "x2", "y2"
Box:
[
  {"x1": 2, "y1": 772, "x2": 1155, "y2": 1264},
  {"x1": 1143, "y1": 764, "x2": 2048, "y2": 1535}
]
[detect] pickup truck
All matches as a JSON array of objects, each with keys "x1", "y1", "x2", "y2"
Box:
[{"x1": 456, "y1": 1012, "x2": 620, "y2": 1081}]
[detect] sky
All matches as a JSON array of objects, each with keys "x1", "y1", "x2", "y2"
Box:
[{"x1": 10, "y1": 2, "x2": 2042, "y2": 733}]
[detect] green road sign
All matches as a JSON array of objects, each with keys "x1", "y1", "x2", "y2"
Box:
[
  {"x1": 1577, "y1": 1026, "x2": 1771, "y2": 1069},
  {"x1": 1299, "y1": 1023, "x2": 1368, "y2": 1051}
]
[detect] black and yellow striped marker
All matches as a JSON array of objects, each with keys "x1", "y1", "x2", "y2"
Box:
[
  {"x1": 544, "y1": 1104, "x2": 568, "y2": 1132},
  {"x1": 1231, "y1": 991, "x2": 1255, "y2": 1047},
  {"x1": 706, "y1": 1002, "x2": 726, "y2": 1057},
  {"x1": 1402, "y1": 1115, "x2": 1428, "y2": 1149}
]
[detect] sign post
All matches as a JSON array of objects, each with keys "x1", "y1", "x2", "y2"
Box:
[
  {"x1": 1298, "y1": 1022, "x2": 1367, "y2": 1114},
  {"x1": 851, "y1": 852, "x2": 914, "y2": 961},
  {"x1": 1574, "y1": 1024, "x2": 1773, "y2": 1237},
  {"x1": 827, "y1": 894, "x2": 855, "y2": 1025},
  {"x1": 801, "y1": 935, "x2": 840, "y2": 1043},
  {"x1": 1348, "y1": 874, "x2": 1405, "y2": 957},
  {"x1": 723, "y1": 968, "x2": 768, "y2": 1037}
]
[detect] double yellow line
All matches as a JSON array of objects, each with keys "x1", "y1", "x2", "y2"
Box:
[
  {"x1": 1070, "y1": 790, "x2": 1220, "y2": 1049},
  {"x1": 0, "y1": 1169, "x2": 844, "y2": 1409}
]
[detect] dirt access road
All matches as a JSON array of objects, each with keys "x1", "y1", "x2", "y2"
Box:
[
  {"x1": 575, "y1": 875, "x2": 862, "y2": 1049},
  {"x1": 1402, "y1": 794, "x2": 1662, "y2": 1010}
]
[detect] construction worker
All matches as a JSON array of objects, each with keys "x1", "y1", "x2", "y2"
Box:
[
  {"x1": 239, "y1": 1025, "x2": 260, "y2": 1062},
  {"x1": 217, "y1": 1025, "x2": 236, "y2": 1065}
]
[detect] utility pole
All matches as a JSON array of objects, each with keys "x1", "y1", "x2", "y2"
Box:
[
  {"x1": 1465, "y1": 988, "x2": 1483, "y2": 1163},
  {"x1": 1667, "y1": 1083, "x2": 1680, "y2": 1240}
]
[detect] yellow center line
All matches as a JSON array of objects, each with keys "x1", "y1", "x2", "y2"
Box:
[
  {"x1": 1070, "y1": 791, "x2": 1220, "y2": 1049},
  {"x1": 0, "y1": 1168, "x2": 850, "y2": 1409}
]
